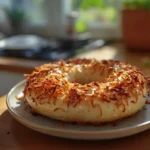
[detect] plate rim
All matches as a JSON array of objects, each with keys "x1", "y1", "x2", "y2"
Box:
[{"x1": 6, "y1": 80, "x2": 150, "y2": 138}]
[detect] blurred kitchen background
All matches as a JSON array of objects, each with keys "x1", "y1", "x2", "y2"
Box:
[
  {"x1": 0, "y1": 0, "x2": 121, "y2": 59},
  {"x1": 0, "y1": 0, "x2": 150, "y2": 95},
  {"x1": 0, "y1": 0, "x2": 121, "y2": 38}
]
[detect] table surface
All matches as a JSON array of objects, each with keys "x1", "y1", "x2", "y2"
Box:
[{"x1": 0, "y1": 42, "x2": 150, "y2": 150}]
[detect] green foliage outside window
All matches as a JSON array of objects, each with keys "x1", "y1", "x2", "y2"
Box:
[
  {"x1": 74, "y1": 0, "x2": 117, "y2": 33},
  {"x1": 123, "y1": 0, "x2": 150, "y2": 10}
]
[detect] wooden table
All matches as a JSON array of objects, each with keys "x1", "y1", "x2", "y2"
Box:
[
  {"x1": 0, "y1": 42, "x2": 150, "y2": 150},
  {"x1": 1, "y1": 95, "x2": 150, "y2": 150}
]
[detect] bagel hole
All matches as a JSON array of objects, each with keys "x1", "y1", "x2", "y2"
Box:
[{"x1": 68, "y1": 70, "x2": 108, "y2": 85}]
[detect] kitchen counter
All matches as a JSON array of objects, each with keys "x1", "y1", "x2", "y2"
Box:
[{"x1": 0, "y1": 42, "x2": 150, "y2": 74}]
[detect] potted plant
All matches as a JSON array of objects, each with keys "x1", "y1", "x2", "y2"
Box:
[{"x1": 122, "y1": 0, "x2": 150, "y2": 51}]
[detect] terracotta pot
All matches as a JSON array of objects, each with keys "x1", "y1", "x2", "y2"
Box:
[{"x1": 122, "y1": 9, "x2": 150, "y2": 51}]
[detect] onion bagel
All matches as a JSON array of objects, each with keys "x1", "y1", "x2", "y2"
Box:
[{"x1": 23, "y1": 59, "x2": 149, "y2": 124}]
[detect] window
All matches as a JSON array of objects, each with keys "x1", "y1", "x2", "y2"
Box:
[
  {"x1": 72, "y1": 0, "x2": 122, "y2": 39},
  {"x1": 0, "y1": 0, "x2": 123, "y2": 39}
]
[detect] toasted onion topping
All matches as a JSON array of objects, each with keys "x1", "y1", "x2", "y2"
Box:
[{"x1": 23, "y1": 59, "x2": 149, "y2": 114}]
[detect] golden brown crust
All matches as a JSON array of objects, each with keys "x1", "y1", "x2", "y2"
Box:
[{"x1": 23, "y1": 59, "x2": 149, "y2": 114}]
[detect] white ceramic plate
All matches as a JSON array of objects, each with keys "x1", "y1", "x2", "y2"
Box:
[{"x1": 6, "y1": 80, "x2": 150, "y2": 140}]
